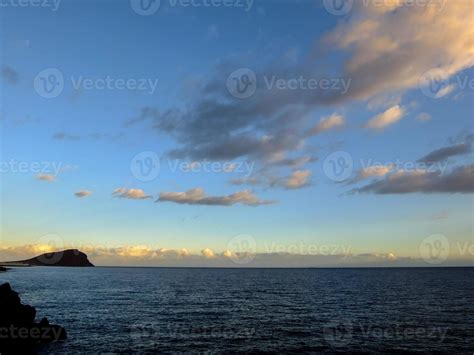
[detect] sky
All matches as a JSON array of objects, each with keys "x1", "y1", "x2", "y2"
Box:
[{"x1": 0, "y1": 0, "x2": 473, "y2": 267}]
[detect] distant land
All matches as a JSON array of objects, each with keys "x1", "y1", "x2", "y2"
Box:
[{"x1": 1, "y1": 249, "x2": 94, "y2": 267}]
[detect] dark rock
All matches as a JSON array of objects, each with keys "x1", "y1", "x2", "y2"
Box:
[
  {"x1": 0, "y1": 283, "x2": 67, "y2": 354},
  {"x1": 0, "y1": 267, "x2": 8, "y2": 272},
  {"x1": 7, "y1": 249, "x2": 94, "y2": 267}
]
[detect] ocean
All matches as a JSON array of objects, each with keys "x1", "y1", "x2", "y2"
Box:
[{"x1": 1, "y1": 267, "x2": 473, "y2": 353}]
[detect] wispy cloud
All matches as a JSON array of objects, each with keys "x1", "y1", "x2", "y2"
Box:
[
  {"x1": 348, "y1": 165, "x2": 394, "y2": 184},
  {"x1": 349, "y1": 165, "x2": 474, "y2": 194},
  {"x1": 416, "y1": 112, "x2": 432, "y2": 122},
  {"x1": 74, "y1": 190, "x2": 93, "y2": 198},
  {"x1": 1, "y1": 65, "x2": 19, "y2": 85},
  {"x1": 365, "y1": 105, "x2": 405, "y2": 130},
  {"x1": 307, "y1": 114, "x2": 345, "y2": 136},
  {"x1": 36, "y1": 173, "x2": 56, "y2": 182},
  {"x1": 284, "y1": 170, "x2": 311, "y2": 189},
  {"x1": 418, "y1": 143, "x2": 472, "y2": 164},
  {"x1": 112, "y1": 188, "x2": 152, "y2": 200},
  {"x1": 156, "y1": 188, "x2": 275, "y2": 206}
]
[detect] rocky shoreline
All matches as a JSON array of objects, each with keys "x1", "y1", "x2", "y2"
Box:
[{"x1": 0, "y1": 283, "x2": 67, "y2": 354}]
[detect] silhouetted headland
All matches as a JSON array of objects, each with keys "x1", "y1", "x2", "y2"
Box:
[
  {"x1": 0, "y1": 283, "x2": 67, "y2": 354},
  {"x1": 3, "y1": 249, "x2": 94, "y2": 267}
]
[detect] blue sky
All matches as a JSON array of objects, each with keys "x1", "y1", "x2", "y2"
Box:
[{"x1": 0, "y1": 0, "x2": 473, "y2": 266}]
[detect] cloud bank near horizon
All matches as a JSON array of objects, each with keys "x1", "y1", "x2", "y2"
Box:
[{"x1": 0, "y1": 244, "x2": 471, "y2": 268}]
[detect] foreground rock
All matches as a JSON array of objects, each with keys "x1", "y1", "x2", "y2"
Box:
[
  {"x1": 6, "y1": 249, "x2": 94, "y2": 267},
  {"x1": 0, "y1": 283, "x2": 67, "y2": 354},
  {"x1": 0, "y1": 267, "x2": 8, "y2": 272}
]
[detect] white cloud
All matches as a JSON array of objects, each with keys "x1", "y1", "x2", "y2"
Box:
[
  {"x1": 325, "y1": 2, "x2": 474, "y2": 101},
  {"x1": 434, "y1": 83, "x2": 456, "y2": 98},
  {"x1": 308, "y1": 114, "x2": 345, "y2": 135},
  {"x1": 2, "y1": 244, "x2": 471, "y2": 267},
  {"x1": 112, "y1": 187, "x2": 152, "y2": 200},
  {"x1": 348, "y1": 165, "x2": 394, "y2": 184},
  {"x1": 284, "y1": 170, "x2": 311, "y2": 189},
  {"x1": 365, "y1": 105, "x2": 405, "y2": 130},
  {"x1": 201, "y1": 248, "x2": 215, "y2": 258}
]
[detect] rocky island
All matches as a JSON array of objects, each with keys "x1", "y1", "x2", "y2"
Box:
[
  {"x1": 0, "y1": 283, "x2": 67, "y2": 353},
  {"x1": 3, "y1": 249, "x2": 94, "y2": 267}
]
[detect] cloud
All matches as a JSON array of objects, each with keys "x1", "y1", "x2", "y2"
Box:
[
  {"x1": 349, "y1": 164, "x2": 474, "y2": 194},
  {"x1": 74, "y1": 190, "x2": 93, "y2": 198},
  {"x1": 325, "y1": 2, "x2": 474, "y2": 101},
  {"x1": 52, "y1": 132, "x2": 81, "y2": 141},
  {"x1": 112, "y1": 188, "x2": 152, "y2": 200},
  {"x1": 1, "y1": 66, "x2": 19, "y2": 84},
  {"x1": 230, "y1": 168, "x2": 313, "y2": 190},
  {"x1": 365, "y1": 105, "x2": 405, "y2": 130},
  {"x1": 430, "y1": 211, "x2": 449, "y2": 220},
  {"x1": 127, "y1": 2, "x2": 473, "y2": 171},
  {"x1": 201, "y1": 248, "x2": 215, "y2": 258},
  {"x1": 307, "y1": 114, "x2": 345, "y2": 136},
  {"x1": 284, "y1": 170, "x2": 311, "y2": 189},
  {"x1": 433, "y1": 83, "x2": 456, "y2": 98},
  {"x1": 264, "y1": 154, "x2": 317, "y2": 169},
  {"x1": 2, "y1": 244, "x2": 471, "y2": 267},
  {"x1": 52, "y1": 132, "x2": 122, "y2": 142},
  {"x1": 230, "y1": 177, "x2": 261, "y2": 186},
  {"x1": 156, "y1": 188, "x2": 275, "y2": 206},
  {"x1": 416, "y1": 112, "x2": 432, "y2": 122},
  {"x1": 418, "y1": 143, "x2": 472, "y2": 164},
  {"x1": 36, "y1": 173, "x2": 56, "y2": 182},
  {"x1": 348, "y1": 165, "x2": 394, "y2": 184}
]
